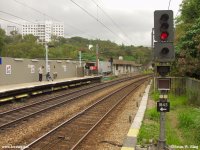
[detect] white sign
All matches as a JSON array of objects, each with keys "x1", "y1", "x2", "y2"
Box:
[
  {"x1": 6, "y1": 65, "x2": 12, "y2": 75},
  {"x1": 62, "y1": 65, "x2": 67, "y2": 72},
  {"x1": 31, "y1": 65, "x2": 35, "y2": 74},
  {"x1": 47, "y1": 65, "x2": 50, "y2": 72},
  {"x1": 28, "y1": 64, "x2": 35, "y2": 74}
]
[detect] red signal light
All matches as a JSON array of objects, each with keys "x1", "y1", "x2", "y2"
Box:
[{"x1": 160, "y1": 32, "x2": 168, "y2": 41}]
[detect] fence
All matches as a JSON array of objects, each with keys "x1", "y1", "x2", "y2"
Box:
[{"x1": 155, "y1": 77, "x2": 200, "y2": 106}]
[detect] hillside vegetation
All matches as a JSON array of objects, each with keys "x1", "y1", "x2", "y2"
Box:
[
  {"x1": 175, "y1": 0, "x2": 200, "y2": 79},
  {"x1": 0, "y1": 30, "x2": 151, "y2": 65}
]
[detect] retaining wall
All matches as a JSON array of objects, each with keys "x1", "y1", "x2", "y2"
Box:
[{"x1": 0, "y1": 57, "x2": 83, "y2": 86}]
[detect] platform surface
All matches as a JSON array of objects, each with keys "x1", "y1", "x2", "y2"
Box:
[
  {"x1": 0, "y1": 76, "x2": 100, "y2": 94},
  {"x1": 121, "y1": 80, "x2": 152, "y2": 150}
]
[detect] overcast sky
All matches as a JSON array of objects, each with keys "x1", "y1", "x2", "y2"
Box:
[{"x1": 0, "y1": 0, "x2": 183, "y2": 46}]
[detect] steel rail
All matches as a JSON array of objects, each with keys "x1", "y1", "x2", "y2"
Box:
[
  {"x1": 0, "y1": 75, "x2": 148, "y2": 130},
  {"x1": 0, "y1": 75, "x2": 143, "y2": 116},
  {"x1": 23, "y1": 77, "x2": 149, "y2": 150},
  {"x1": 70, "y1": 80, "x2": 146, "y2": 150}
]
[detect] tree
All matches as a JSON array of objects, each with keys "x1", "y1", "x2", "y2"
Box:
[
  {"x1": 23, "y1": 34, "x2": 37, "y2": 43},
  {"x1": 10, "y1": 30, "x2": 18, "y2": 36},
  {"x1": 175, "y1": 0, "x2": 200, "y2": 78},
  {"x1": 0, "y1": 28, "x2": 6, "y2": 54}
]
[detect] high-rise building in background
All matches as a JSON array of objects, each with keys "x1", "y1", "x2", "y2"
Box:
[
  {"x1": 22, "y1": 21, "x2": 64, "y2": 44},
  {"x1": 6, "y1": 26, "x2": 18, "y2": 35}
]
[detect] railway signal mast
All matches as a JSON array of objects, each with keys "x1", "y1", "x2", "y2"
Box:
[{"x1": 153, "y1": 10, "x2": 174, "y2": 149}]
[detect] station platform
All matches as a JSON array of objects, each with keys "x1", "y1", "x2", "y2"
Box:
[
  {"x1": 121, "y1": 80, "x2": 152, "y2": 150},
  {"x1": 0, "y1": 76, "x2": 102, "y2": 102}
]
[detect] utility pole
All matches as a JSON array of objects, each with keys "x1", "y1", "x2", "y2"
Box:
[
  {"x1": 96, "y1": 44, "x2": 99, "y2": 75},
  {"x1": 45, "y1": 43, "x2": 49, "y2": 74},
  {"x1": 79, "y1": 50, "x2": 82, "y2": 67}
]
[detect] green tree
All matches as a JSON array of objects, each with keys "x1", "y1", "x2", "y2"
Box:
[
  {"x1": 23, "y1": 34, "x2": 37, "y2": 43},
  {"x1": 0, "y1": 28, "x2": 6, "y2": 54},
  {"x1": 175, "y1": 0, "x2": 200, "y2": 78}
]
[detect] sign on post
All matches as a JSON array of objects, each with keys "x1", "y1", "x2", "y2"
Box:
[
  {"x1": 157, "y1": 77, "x2": 171, "y2": 91},
  {"x1": 157, "y1": 101, "x2": 170, "y2": 112}
]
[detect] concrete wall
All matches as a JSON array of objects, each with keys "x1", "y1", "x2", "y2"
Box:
[
  {"x1": 0, "y1": 57, "x2": 80, "y2": 86},
  {"x1": 99, "y1": 61, "x2": 111, "y2": 74}
]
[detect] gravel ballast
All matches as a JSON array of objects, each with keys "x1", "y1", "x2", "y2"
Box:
[{"x1": 0, "y1": 79, "x2": 135, "y2": 148}]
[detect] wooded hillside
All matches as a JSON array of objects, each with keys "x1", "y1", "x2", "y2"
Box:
[{"x1": 0, "y1": 30, "x2": 151, "y2": 65}]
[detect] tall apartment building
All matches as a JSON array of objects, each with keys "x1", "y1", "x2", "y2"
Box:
[
  {"x1": 22, "y1": 21, "x2": 64, "y2": 43},
  {"x1": 6, "y1": 26, "x2": 18, "y2": 35}
]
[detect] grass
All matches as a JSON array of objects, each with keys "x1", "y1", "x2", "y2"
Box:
[
  {"x1": 146, "y1": 108, "x2": 160, "y2": 122},
  {"x1": 137, "y1": 90, "x2": 200, "y2": 147},
  {"x1": 137, "y1": 122, "x2": 159, "y2": 144},
  {"x1": 151, "y1": 91, "x2": 159, "y2": 101},
  {"x1": 102, "y1": 75, "x2": 118, "y2": 81},
  {"x1": 177, "y1": 108, "x2": 200, "y2": 144}
]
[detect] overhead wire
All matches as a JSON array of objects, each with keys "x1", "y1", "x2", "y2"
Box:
[
  {"x1": 70, "y1": 0, "x2": 129, "y2": 45},
  {"x1": 0, "y1": 10, "x2": 35, "y2": 23},
  {"x1": 0, "y1": 10, "x2": 69, "y2": 37},
  {"x1": 11, "y1": 0, "x2": 95, "y2": 39},
  {"x1": 92, "y1": 0, "x2": 132, "y2": 44},
  {"x1": 0, "y1": 17, "x2": 23, "y2": 26},
  {"x1": 13, "y1": 0, "x2": 56, "y2": 21},
  {"x1": 6, "y1": 0, "x2": 129, "y2": 43}
]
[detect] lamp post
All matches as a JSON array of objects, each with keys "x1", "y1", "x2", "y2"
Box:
[
  {"x1": 45, "y1": 43, "x2": 49, "y2": 74},
  {"x1": 79, "y1": 50, "x2": 82, "y2": 67},
  {"x1": 96, "y1": 44, "x2": 99, "y2": 75}
]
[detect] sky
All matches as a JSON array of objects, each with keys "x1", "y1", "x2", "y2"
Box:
[{"x1": 0, "y1": 0, "x2": 183, "y2": 46}]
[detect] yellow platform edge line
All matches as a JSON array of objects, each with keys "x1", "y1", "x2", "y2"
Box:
[
  {"x1": 121, "y1": 147, "x2": 135, "y2": 150},
  {"x1": 127, "y1": 128, "x2": 139, "y2": 137},
  {"x1": 15, "y1": 94, "x2": 29, "y2": 99},
  {"x1": 0, "y1": 97, "x2": 14, "y2": 102}
]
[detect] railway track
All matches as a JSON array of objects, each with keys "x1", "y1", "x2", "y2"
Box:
[
  {"x1": 23, "y1": 76, "x2": 149, "y2": 150},
  {"x1": 0, "y1": 74, "x2": 149, "y2": 130}
]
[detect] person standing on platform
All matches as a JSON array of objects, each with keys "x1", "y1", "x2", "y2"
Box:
[{"x1": 38, "y1": 66, "x2": 44, "y2": 82}]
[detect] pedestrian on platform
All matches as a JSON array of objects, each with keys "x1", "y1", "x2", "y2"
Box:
[
  {"x1": 38, "y1": 66, "x2": 44, "y2": 82},
  {"x1": 46, "y1": 72, "x2": 53, "y2": 81}
]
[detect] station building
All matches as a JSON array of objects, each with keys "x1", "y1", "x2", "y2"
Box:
[
  {"x1": 84, "y1": 59, "x2": 141, "y2": 76},
  {"x1": 112, "y1": 59, "x2": 141, "y2": 76}
]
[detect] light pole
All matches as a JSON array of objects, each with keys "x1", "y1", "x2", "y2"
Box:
[
  {"x1": 45, "y1": 43, "x2": 49, "y2": 74},
  {"x1": 96, "y1": 44, "x2": 99, "y2": 75},
  {"x1": 79, "y1": 50, "x2": 82, "y2": 67}
]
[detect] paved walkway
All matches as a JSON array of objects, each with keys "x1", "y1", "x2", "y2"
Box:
[
  {"x1": 0, "y1": 76, "x2": 96, "y2": 94},
  {"x1": 121, "y1": 80, "x2": 152, "y2": 150}
]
